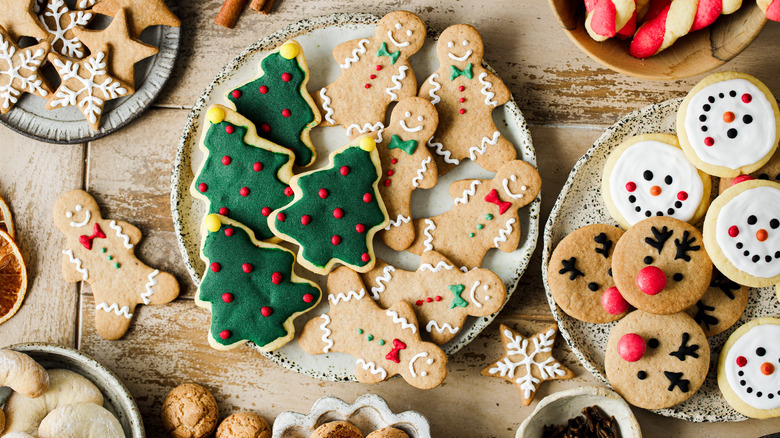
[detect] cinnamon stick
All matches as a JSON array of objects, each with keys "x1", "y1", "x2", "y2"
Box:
[
  {"x1": 249, "y1": 0, "x2": 276, "y2": 14},
  {"x1": 215, "y1": 0, "x2": 247, "y2": 28}
]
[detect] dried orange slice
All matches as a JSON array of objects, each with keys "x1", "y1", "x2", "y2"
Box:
[
  {"x1": 0, "y1": 229, "x2": 27, "y2": 324},
  {"x1": 0, "y1": 195, "x2": 14, "y2": 240}
]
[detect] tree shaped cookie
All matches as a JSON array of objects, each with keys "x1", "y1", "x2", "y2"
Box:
[
  {"x1": 192, "y1": 105, "x2": 296, "y2": 242},
  {"x1": 375, "y1": 97, "x2": 438, "y2": 250},
  {"x1": 405, "y1": 160, "x2": 541, "y2": 269},
  {"x1": 0, "y1": 26, "x2": 51, "y2": 114},
  {"x1": 481, "y1": 324, "x2": 574, "y2": 405},
  {"x1": 299, "y1": 266, "x2": 448, "y2": 389},
  {"x1": 269, "y1": 136, "x2": 389, "y2": 274},
  {"x1": 418, "y1": 24, "x2": 516, "y2": 174},
  {"x1": 39, "y1": 0, "x2": 94, "y2": 58},
  {"x1": 196, "y1": 214, "x2": 322, "y2": 351},
  {"x1": 361, "y1": 250, "x2": 507, "y2": 344},
  {"x1": 312, "y1": 11, "x2": 425, "y2": 139},
  {"x1": 53, "y1": 190, "x2": 179, "y2": 340},
  {"x1": 227, "y1": 40, "x2": 320, "y2": 167}
]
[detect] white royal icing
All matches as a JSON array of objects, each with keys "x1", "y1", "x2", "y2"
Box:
[
  {"x1": 385, "y1": 65, "x2": 408, "y2": 100},
  {"x1": 95, "y1": 302, "x2": 132, "y2": 319},
  {"x1": 387, "y1": 30, "x2": 410, "y2": 48},
  {"x1": 422, "y1": 219, "x2": 435, "y2": 252},
  {"x1": 469, "y1": 281, "x2": 483, "y2": 308},
  {"x1": 454, "y1": 180, "x2": 481, "y2": 206},
  {"x1": 41, "y1": 0, "x2": 92, "y2": 59},
  {"x1": 319, "y1": 314, "x2": 334, "y2": 353},
  {"x1": 419, "y1": 261, "x2": 454, "y2": 272},
  {"x1": 609, "y1": 140, "x2": 704, "y2": 225},
  {"x1": 400, "y1": 119, "x2": 423, "y2": 133},
  {"x1": 488, "y1": 328, "x2": 565, "y2": 400},
  {"x1": 340, "y1": 39, "x2": 369, "y2": 68},
  {"x1": 140, "y1": 269, "x2": 159, "y2": 305},
  {"x1": 386, "y1": 309, "x2": 417, "y2": 334},
  {"x1": 356, "y1": 358, "x2": 387, "y2": 380},
  {"x1": 715, "y1": 185, "x2": 780, "y2": 278},
  {"x1": 370, "y1": 265, "x2": 396, "y2": 299},
  {"x1": 62, "y1": 249, "x2": 88, "y2": 280},
  {"x1": 478, "y1": 72, "x2": 498, "y2": 106},
  {"x1": 448, "y1": 49, "x2": 472, "y2": 62},
  {"x1": 502, "y1": 175, "x2": 526, "y2": 199},
  {"x1": 684, "y1": 78, "x2": 776, "y2": 169},
  {"x1": 346, "y1": 123, "x2": 384, "y2": 142},
  {"x1": 427, "y1": 74, "x2": 441, "y2": 105},
  {"x1": 68, "y1": 205, "x2": 90, "y2": 228},
  {"x1": 319, "y1": 88, "x2": 335, "y2": 124},
  {"x1": 409, "y1": 352, "x2": 430, "y2": 377},
  {"x1": 724, "y1": 323, "x2": 780, "y2": 410},
  {"x1": 469, "y1": 131, "x2": 501, "y2": 160},
  {"x1": 411, "y1": 157, "x2": 432, "y2": 188},
  {"x1": 385, "y1": 214, "x2": 411, "y2": 230},
  {"x1": 426, "y1": 320, "x2": 459, "y2": 334},
  {"x1": 494, "y1": 218, "x2": 516, "y2": 248},
  {"x1": 328, "y1": 288, "x2": 366, "y2": 304},
  {"x1": 426, "y1": 138, "x2": 459, "y2": 165},
  {"x1": 109, "y1": 220, "x2": 133, "y2": 249}
]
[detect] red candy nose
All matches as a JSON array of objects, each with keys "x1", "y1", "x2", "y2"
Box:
[
  {"x1": 731, "y1": 175, "x2": 755, "y2": 186},
  {"x1": 618, "y1": 333, "x2": 646, "y2": 362},
  {"x1": 636, "y1": 266, "x2": 667, "y2": 295},
  {"x1": 602, "y1": 287, "x2": 630, "y2": 315}
]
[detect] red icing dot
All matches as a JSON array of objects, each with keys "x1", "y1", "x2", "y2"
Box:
[
  {"x1": 222, "y1": 155, "x2": 232, "y2": 165},
  {"x1": 459, "y1": 108, "x2": 466, "y2": 114},
  {"x1": 363, "y1": 193, "x2": 373, "y2": 203},
  {"x1": 303, "y1": 293, "x2": 314, "y2": 303},
  {"x1": 240, "y1": 187, "x2": 250, "y2": 197},
  {"x1": 376, "y1": 65, "x2": 382, "y2": 71},
  {"x1": 458, "y1": 86, "x2": 465, "y2": 91},
  {"x1": 601, "y1": 287, "x2": 629, "y2": 315},
  {"x1": 331, "y1": 235, "x2": 341, "y2": 245},
  {"x1": 384, "y1": 179, "x2": 391, "y2": 187},
  {"x1": 224, "y1": 227, "x2": 234, "y2": 237},
  {"x1": 281, "y1": 72, "x2": 292, "y2": 82},
  {"x1": 340, "y1": 166, "x2": 350, "y2": 176},
  {"x1": 253, "y1": 162, "x2": 263, "y2": 171},
  {"x1": 242, "y1": 263, "x2": 253, "y2": 273},
  {"x1": 277, "y1": 212, "x2": 286, "y2": 222},
  {"x1": 365, "y1": 83, "x2": 371, "y2": 89},
  {"x1": 319, "y1": 188, "x2": 329, "y2": 199},
  {"x1": 261, "y1": 124, "x2": 271, "y2": 133},
  {"x1": 737, "y1": 355, "x2": 747, "y2": 367},
  {"x1": 626, "y1": 182, "x2": 636, "y2": 192},
  {"x1": 282, "y1": 109, "x2": 291, "y2": 117},
  {"x1": 459, "y1": 97, "x2": 465, "y2": 103},
  {"x1": 259, "y1": 85, "x2": 268, "y2": 94},
  {"x1": 435, "y1": 296, "x2": 442, "y2": 301},
  {"x1": 232, "y1": 90, "x2": 241, "y2": 98},
  {"x1": 370, "y1": 74, "x2": 377, "y2": 79},
  {"x1": 271, "y1": 272, "x2": 283, "y2": 284},
  {"x1": 387, "y1": 170, "x2": 394, "y2": 176},
  {"x1": 198, "y1": 183, "x2": 208, "y2": 192},
  {"x1": 222, "y1": 293, "x2": 233, "y2": 303},
  {"x1": 677, "y1": 191, "x2": 688, "y2": 201},
  {"x1": 636, "y1": 266, "x2": 666, "y2": 295},
  {"x1": 355, "y1": 223, "x2": 365, "y2": 233},
  {"x1": 284, "y1": 186, "x2": 294, "y2": 197},
  {"x1": 219, "y1": 330, "x2": 231, "y2": 339},
  {"x1": 416, "y1": 300, "x2": 423, "y2": 306},
  {"x1": 210, "y1": 262, "x2": 221, "y2": 272},
  {"x1": 218, "y1": 207, "x2": 229, "y2": 215},
  {"x1": 361, "y1": 252, "x2": 370, "y2": 262},
  {"x1": 617, "y1": 333, "x2": 646, "y2": 362},
  {"x1": 732, "y1": 175, "x2": 754, "y2": 186},
  {"x1": 391, "y1": 158, "x2": 398, "y2": 164},
  {"x1": 704, "y1": 137, "x2": 715, "y2": 147},
  {"x1": 333, "y1": 208, "x2": 344, "y2": 219},
  {"x1": 225, "y1": 125, "x2": 234, "y2": 134},
  {"x1": 301, "y1": 214, "x2": 311, "y2": 225},
  {"x1": 261, "y1": 306, "x2": 273, "y2": 317},
  {"x1": 261, "y1": 207, "x2": 271, "y2": 216},
  {"x1": 742, "y1": 93, "x2": 752, "y2": 103},
  {"x1": 426, "y1": 297, "x2": 433, "y2": 303},
  {"x1": 728, "y1": 225, "x2": 740, "y2": 237}
]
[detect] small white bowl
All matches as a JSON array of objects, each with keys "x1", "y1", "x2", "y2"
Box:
[
  {"x1": 516, "y1": 386, "x2": 641, "y2": 438},
  {"x1": 2, "y1": 343, "x2": 144, "y2": 437}
]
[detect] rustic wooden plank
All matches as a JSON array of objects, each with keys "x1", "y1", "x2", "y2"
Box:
[{"x1": 0, "y1": 127, "x2": 84, "y2": 347}]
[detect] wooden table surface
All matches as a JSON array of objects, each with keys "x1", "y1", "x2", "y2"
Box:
[{"x1": 2, "y1": 1, "x2": 780, "y2": 436}]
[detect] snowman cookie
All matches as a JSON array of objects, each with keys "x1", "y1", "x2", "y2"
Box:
[
  {"x1": 611, "y1": 217, "x2": 712, "y2": 315},
  {"x1": 547, "y1": 224, "x2": 630, "y2": 323},
  {"x1": 703, "y1": 179, "x2": 780, "y2": 289},
  {"x1": 685, "y1": 269, "x2": 749, "y2": 337},
  {"x1": 602, "y1": 134, "x2": 711, "y2": 229},
  {"x1": 677, "y1": 72, "x2": 780, "y2": 178},
  {"x1": 718, "y1": 317, "x2": 780, "y2": 419}
]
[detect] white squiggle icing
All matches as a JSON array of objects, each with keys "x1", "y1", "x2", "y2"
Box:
[
  {"x1": 469, "y1": 281, "x2": 483, "y2": 308},
  {"x1": 494, "y1": 218, "x2": 516, "y2": 248},
  {"x1": 454, "y1": 180, "x2": 481, "y2": 206},
  {"x1": 426, "y1": 320, "x2": 459, "y2": 334},
  {"x1": 478, "y1": 72, "x2": 498, "y2": 106},
  {"x1": 385, "y1": 214, "x2": 411, "y2": 230},
  {"x1": 141, "y1": 269, "x2": 159, "y2": 305},
  {"x1": 400, "y1": 119, "x2": 423, "y2": 133},
  {"x1": 319, "y1": 314, "x2": 334, "y2": 353},
  {"x1": 346, "y1": 123, "x2": 384, "y2": 143},
  {"x1": 386, "y1": 309, "x2": 417, "y2": 333},
  {"x1": 419, "y1": 261, "x2": 454, "y2": 272},
  {"x1": 319, "y1": 88, "x2": 335, "y2": 124},
  {"x1": 502, "y1": 175, "x2": 525, "y2": 199},
  {"x1": 356, "y1": 358, "x2": 387, "y2": 380},
  {"x1": 409, "y1": 352, "x2": 429, "y2": 377},
  {"x1": 422, "y1": 219, "x2": 435, "y2": 252},
  {"x1": 426, "y1": 138, "x2": 459, "y2": 165},
  {"x1": 370, "y1": 265, "x2": 396, "y2": 299},
  {"x1": 411, "y1": 157, "x2": 432, "y2": 188},
  {"x1": 340, "y1": 39, "x2": 369, "y2": 68},
  {"x1": 109, "y1": 220, "x2": 133, "y2": 249},
  {"x1": 387, "y1": 30, "x2": 410, "y2": 48},
  {"x1": 469, "y1": 131, "x2": 501, "y2": 160},
  {"x1": 427, "y1": 74, "x2": 441, "y2": 105},
  {"x1": 69, "y1": 208, "x2": 91, "y2": 228},
  {"x1": 328, "y1": 288, "x2": 366, "y2": 304},
  {"x1": 62, "y1": 249, "x2": 88, "y2": 280},
  {"x1": 385, "y1": 65, "x2": 408, "y2": 100},
  {"x1": 448, "y1": 50, "x2": 472, "y2": 62},
  {"x1": 96, "y1": 302, "x2": 132, "y2": 319}
]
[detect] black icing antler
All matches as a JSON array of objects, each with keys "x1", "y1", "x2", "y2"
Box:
[
  {"x1": 674, "y1": 231, "x2": 701, "y2": 262},
  {"x1": 559, "y1": 257, "x2": 585, "y2": 281},
  {"x1": 644, "y1": 226, "x2": 673, "y2": 254},
  {"x1": 669, "y1": 332, "x2": 700, "y2": 361},
  {"x1": 664, "y1": 371, "x2": 690, "y2": 393},
  {"x1": 594, "y1": 233, "x2": 612, "y2": 259},
  {"x1": 711, "y1": 271, "x2": 739, "y2": 300},
  {"x1": 692, "y1": 301, "x2": 718, "y2": 330}
]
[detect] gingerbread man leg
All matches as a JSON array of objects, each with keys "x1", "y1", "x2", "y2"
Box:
[{"x1": 92, "y1": 286, "x2": 136, "y2": 341}]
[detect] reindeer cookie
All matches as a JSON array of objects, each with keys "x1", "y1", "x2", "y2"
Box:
[
  {"x1": 405, "y1": 160, "x2": 541, "y2": 269},
  {"x1": 375, "y1": 97, "x2": 438, "y2": 250},
  {"x1": 418, "y1": 24, "x2": 516, "y2": 174},
  {"x1": 298, "y1": 267, "x2": 447, "y2": 389},
  {"x1": 361, "y1": 250, "x2": 507, "y2": 344},
  {"x1": 53, "y1": 190, "x2": 179, "y2": 340},
  {"x1": 313, "y1": 11, "x2": 425, "y2": 139}
]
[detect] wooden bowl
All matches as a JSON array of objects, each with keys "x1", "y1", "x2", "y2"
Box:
[{"x1": 549, "y1": 0, "x2": 767, "y2": 80}]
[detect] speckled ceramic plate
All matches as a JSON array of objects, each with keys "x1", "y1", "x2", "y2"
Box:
[
  {"x1": 542, "y1": 98, "x2": 780, "y2": 422},
  {"x1": 171, "y1": 13, "x2": 539, "y2": 381},
  {"x1": 0, "y1": 7, "x2": 180, "y2": 144}
]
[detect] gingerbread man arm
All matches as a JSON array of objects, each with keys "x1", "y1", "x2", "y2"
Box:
[
  {"x1": 448, "y1": 178, "x2": 484, "y2": 205},
  {"x1": 332, "y1": 38, "x2": 372, "y2": 67},
  {"x1": 493, "y1": 213, "x2": 523, "y2": 254},
  {"x1": 142, "y1": 269, "x2": 180, "y2": 306},
  {"x1": 106, "y1": 220, "x2": 142, "y2": 247},
  {"x1": 298, "y1": 313, "x2": 331, "y2": 355},
  {"x1": 61, "y1": 249, "x2": 89, "y2": 283},
  {"x1": 390, "y1": 63, "x2": 418, "y2": 102},
  {"x1": 410, "y1": 150, "x2": 438, "y2": 190},
  {"x1": 477, "y1": 69, "x2": 511, "y2": 107}
]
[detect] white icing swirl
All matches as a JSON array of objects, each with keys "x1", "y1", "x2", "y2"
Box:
[
  {"x1": 95, "y1": 302, "x2": 132, "y2": 319},
  {"x1": 386, "y1": 309, "x2": 416, "y2": 333},
  {"x1": 109, "y1": 220, "x2": 133, "y2": 249},
  {"x1": 319, "y1": 88, "x2": 335, "y2": 124},
  {"x1": 62, "y1": 249, "x2": 88, "y2": 280},
  {"x1": 385, "y1": 66, "x2": 408, "y2": 100},
  {"x1": 454, "y1": 180, "x2": 481, "y2": 206},
  {"x1": 469, "y1": 131, "x2": 500, "y2": 160},
  {"x1": 340, "y1": 39, "x2": 369, "y2": 68},
  {"x1": 319, "y1": 314, "x2": 333, "y2": 353},
  {"x1": 422, "y1": 219, "x2": 435, "y2": 252},
  {"x1": 478, "y1": 72, "x2": 498, "y2": 106},
  {"x1": 427, "y1": 74, "x2": 441, "y2": 105},
  {"x1": 494, "y1": 218, "x2": 516, "y2": 248},
  {"x1": 411, "y1": 157, "x2": 432, "y2": 188}
]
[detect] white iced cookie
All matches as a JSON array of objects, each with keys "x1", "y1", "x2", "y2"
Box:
[
  {"x1": 718, "y1": 317, "x2": 780, "y2": 419},
  {"x1": 602, "y1": 133, "x2": 711, "y2": 229},
  {"x1": 38, "y1": 402, "x2": 124, "y2": 438},
  {"x1": 677, "y1": 72, "x2": 780, "y2": 177}
]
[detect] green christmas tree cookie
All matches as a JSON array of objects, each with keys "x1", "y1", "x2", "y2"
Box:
[
  {"x1": 192, "y1": 104, "x2": 296, "y2": 241},
  {"x1": 196, "y1": 214, "x2": 322, "y2": 351},
  {"x1": 269, "y1": 136, "x2": 389, "y2": 274},
  {"x1": 227, "y1": 40, "x2": 320, "y2": 167}
]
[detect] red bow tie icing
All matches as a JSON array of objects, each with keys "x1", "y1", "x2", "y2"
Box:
[
  {"x1": 385, "y1": 338, "x2": 407, "y2": 363},
  {"x1": 79, "y1": 223, "x2": 106, "y2": 250},
  {"x1": 485, "y1": 189, "x2": 511, "y2": 215}
]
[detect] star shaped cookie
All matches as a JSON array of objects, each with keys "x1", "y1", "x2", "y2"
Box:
[
  {"x1": 92, "y1": 0, "x2": 181, "y2": 38},
  {"x1": 481, "y1": 324, "x2": 574, "y2": 405},
  {"x1": 40, "y1": 0, "x2": 94, "y2": 58},
  {"x1": 0, "y1": 26, "x2": 51, "y2": 114},
  {"x1": 0, "y1": 0, "x2": 48, "y2": 40}
]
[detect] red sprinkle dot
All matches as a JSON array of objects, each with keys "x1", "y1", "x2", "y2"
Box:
[
  {"x1": 677, "y1": 191, "x2": 688, "y2": 201},
  {"x1": 384, "y1": 179, "x2": 391, "y2": 187},
  {"x1": 219, "y1": 330, "x2": 231, "y2": 339},
  {"x1": 340, "y1": 166, "x2": 350, "y2": 176},
  {"x1": 261, "y1": 207, "x2": 271, "y2": 216},
  {"x1": 370, "y1": 74, "x2": 376, "y2": 79},
  {"x1": 222, "y1": 155, "x2": 232, "y2": 165},
  {"x1": 728, "y1": 225, "x2": 740, "y2": 237},
  {"x1": 319, "y1": 188, "x2": 329, "y2": 199},
  {"x1": 253, "y1": 162, "x2": 263, "y2": 171},
  {"x1": 210, "y1": 262, "x2": 221, "y2": 272},
  {"x1": 704, "y1": 137, "x2": 715, "y2": 147},
  {"x1": 626, "y1": 182, "x2": 636, "y2": 192},
  {"x1": 198, "y1": 183, "x2": 208, "y2": 192},
  {"x1": 434, "y1": 296, "x2": 442, "y2": 301},
  {"x1": 361, "y1": 252, "x2": 370, "y2": 262},
  {"x1": 281, "y1": 72, "x2": 292, "y2": 82},
  {"x1": 387, "y1": 170, "x2": 394, "y2": 176},
  {"x1": 302, "y1": 293, "x2": 314, "y2": 303},
  {"x1": 416, "y1": 300, "x2": 423, "y2": 306},
  {"x1": 426, "y1": 297, "x2": 433, "y2": 303},
  {"x1": 459, "y1": 97, "x2": 465, "y2": 103},
  {"x1": 271, "y1": 272, "x2": 282, "y2": 284},
  {"x1": 301, "y1": 214, "x2": 311, "y2": 225},
  {"x1": 459, "y1": 108, "x2": 466, "y2": 114},
  {"x1": 282, "y1": 108, "x2": 291, "y2": 117},
  {"x1": 365, "y1": 83, "x2": 371, "y2": 89},
  {"x1": 363, "y1": 193, "x2": 373, "y2": 203},
  {"x1": 277, "y1": 212, "x2": 286, "y2": 222},
  {"x1": 732, "y1": 175, "x2": 755, "y2": 186},
  {"x1": 332, "y1": 235, "x2": 341, "y2": 245},
  {"x1": 222, "y1": 293, "x2": 233, "y2": 303},
  {"x1": 737, "y1": 355, "x2": 747, "y2": 367},
  {"x1": 391, "y1": 158, "x2": 398, "y2": 164},
  {"x1": 232, "y1": 90, "x2": 241, "y2": 98},
  {"x1": 333, "y1": 208, "x2": 344, "y2": 219},
  {"x1": 742, "y1": 93, "x2": 752, "y2": 103},
  {"x1": 259, "y1": 85, "x2": 268, "y2": 94},
  {"x1": 260, "y1": 124, "x2": 271, "y2": 133},
  {"x1": 240, "y1": 187, "x2": 250, "y2": 197},
  {"x1": 376, "y1": 65, "x2": 382, "y2": 71},
  {"x1": 355, "y1": 223, "x2": 365, "y2": 233},
  {"x1": 225, "y1": 125, "x2": 234, "y2": 134},
  {"x1": 284, "y1": 187, "x2": 294, "y2": 197},
  {"x1": 224, "y1": 227, "x2": 234, "y2": 237},
  {"x1": 242, "y1": 263, "x2": 253, "y2": 273},
  {"x1": 458, "y1": 86, "x2": 465, "y2": 91},
  {"x1": 218, "y1": 207, "x2": 229, "y2": 215},
  {"x1": 261, "y1": 306, "x2": 273, "y2": 317}
]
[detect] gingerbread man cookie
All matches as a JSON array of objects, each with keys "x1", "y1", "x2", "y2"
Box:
[
  {"x1": 53, "y1": 190, "x2": 179, "y2": 340},
  {"x1": 299, "y1": 267, "x2": 447, "y2": 389},
  {"x1": 313, "y1": 11, "x2": 425, "y2": 139},
  {"x1": 375, "y1": 97, "x2": 438, "y2": 251},
  {"x1": 405, "y1": 160, "x2": 541, "y2": 269},
  {"x1": 361, "y1": 250, "x2": 507, "y2": 344},
  {"x1": 418, "y1": 24, "x2": 516, "y2": 174}
]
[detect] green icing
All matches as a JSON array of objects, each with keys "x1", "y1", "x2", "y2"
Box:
[
  {"x1": 358, "y1": 328, "x2": 364, "y2": 334},
  {"x1": 228, "y1": 51, "x2": 315, "y2": 166},
  {"x1": 477, "y1": 224, "x2": 484, "y2": 230},
  {"x1": 378, "y1": 339, "x2": 385, "y2": 346},
  {"x1": 376, "y1": 42, "x2": 399, "y2": 64},
  {"x1": 387, "y1": 134, "x2": 418, "y2": 155},
  {"x1": 485, "y1": 214, "x2": 494, "y2": 220},
  {"x1": 450, "y1": 63, "x2": 473, "y2": 81},
  {"x1": 367, "y1": 334, "x2": 374, "y2": 341},
  {"x1": 468, "y1": 232, "x2": 475, "y2": 238},
  {"x1": 448, "y1": 284, "x2": 468, "y2": 309},
  {"x1": 100, "y1": 247, "x2": 106, "y2": 253},
  {"x1": 200, "y1": 221, "x2": 320, "y2": 348},
  {"x1": 273, "y1": 146, "x2": 386, "y2": 268},
  {"x1": 195, "y1": 122, "x2": 293, "y2": 241},
  {"x1": 113, "y1": 262, "x2": 120, "y2": 269}
]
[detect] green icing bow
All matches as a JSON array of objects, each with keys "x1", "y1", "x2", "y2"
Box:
[
  {"x1": 387, "y1": 134, "x2": 418, "y2": 155},
  {"x1": 376, "y1": 42, "x2": 400, "y2": 65},
  {"x1": 448, "y1": 284, "x2": 469, "y2": 309},
  {"x1": 450, "y1": 63, "x2": 473, "y2": 81}
]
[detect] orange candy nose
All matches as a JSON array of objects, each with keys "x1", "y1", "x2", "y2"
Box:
[
  {"x1": 761, "y1": 362, "x2": 775, "y2": 375},
  {"x1": 650, "y1": 186, "x2": 662, "y2": 196},
  {"x1": 723, "y1": 111, "x2": 736, "y2": 123},
  {"x1": 757, "y1": 229, "x2": 769, "y2": 242}
]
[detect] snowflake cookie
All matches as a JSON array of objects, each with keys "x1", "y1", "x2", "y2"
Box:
[
  {"x1": 39, "y1": 0, "x2": 94, "y2": 59},
  {"x1": 0, "y1": 26, "x2": 51, "y2": 114},
  {"x1": 481, "y1": 324, "x2": 574, "y2": 405}
]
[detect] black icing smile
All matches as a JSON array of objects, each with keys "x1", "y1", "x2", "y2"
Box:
[
  {"x1": 626, "y1": 170, "x2": 684, "y2": 218},
  {"x1": 730, "y1": 216, "x2": 780, "y2": 264}
]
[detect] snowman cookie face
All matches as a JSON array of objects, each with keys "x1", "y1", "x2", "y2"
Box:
[
  {"x1": 603, "y1": 134, "x2": 710, "y2": 229},
  {"x1": 678, "y1": 72, "x2": 780, "y2": 177}
]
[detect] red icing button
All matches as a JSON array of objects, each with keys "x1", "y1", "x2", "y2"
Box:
[
  {"x1": 225, "y1": 125, "x2": 234, "y2": 134},
  {"x1": 261, "y1": 207, "x2": 271, "y2": 216},
  {"x1": 426, "y1": 297, "x2": 433, "y2": 303},
  {"x1": 459, "y1": 108, "x2": 466, "y2": 114},
  {"x1": 240, "y1": 187, "x2": 250, "y2": 197},
  {"x1": 242, "y1": 263, "x2": 253, "y2": 273},
  {"x1": 260, "y1": 124, "x2": 271, "y2": 133},
  {"x1": 742, "y1": 93, "x2": 752, "y2": 103},
  {"x1": 253, "y1": 162, "x2": 263, "y2": 171},
  {"x1": 303, "y1": 293, "x2": 314, "y2": 303},
  {"x1": 601, "y1": 287, "x2": 629, "y2": 315},
  {"x1": 261, "y1": 306, "x2": 273, "y2": 317},
  {"x1": 636, "y1": 266, "x2": 667, "y2": 295},
  {"x1": 731, "y1": 175, "x2": 754, "y2": 186},
  {"x1": 282, "y1": 109, "x2": 291, "y2": 117},
  {"x1": 319, "y1": 189, "x2": 329, "y2": 199},
  {"x1": 363, "y1": 193, "x2": 373, "y2": 203},
  {"x1": 271, "y1": 272, "x2": 282, "y2": 284},
  {"x1": 281, "y1": 72, "x2": 292, "y2": 82},
  {"x1": 416, "y1": 300, "x2": 423, "y2": 306},
  {"x1": 210, "y1": 262, "x2": 221, "y2": 272},
  {"x1": 435, "y1": 296, "x2": 442, "y2": 301},
  {"x1": 259, "y1": 85, "x2": 268, "y2": 94},
  {"x1": 384, "y1": 179, "x2": 391, "y2": 187},
  {"x1": 333, "y1": 208, "x2": 344, "y2": 219},
  {"x1": 618, "y1": 333, "x2": 646, "y2": 362},
  {"x1": 224, "y1": 227, "x2": 234, "y2": 237},
  {"x1": 301, "y1": 214, "x2": 311, "y2": 225},
  {"x1": 376, "y1": 65, "x2": 382, "y2": 71},
  {"x1": 370, "y1": 74, "x2": 377, "y2": 79},
  {"x1": 361, "y1": 253, "x2": 370, "y2": 262},
  {"x1": 387, "y1": 170, "x2": 394, "y2": 176},
  {"x1": 626, "y1": 182, "x2": 636, "y2": 192},
  {"x1": 728, "y1": 226, "x2": 740, "y2": 237},
  {"x1": 458, "y1": 86, "x2": 465, "y2": 91},
  {"x1": 277, "y1": 212, "x2": 286, "y2": 222},
  {"x1": 737, "y1": 356, "x2": 747, "y2": 367},
  {"x1": 355, "y1": 223, "x2": 365, "y2": 233},
  {"x1": 391, "y1": 158, "x2": 398, "y2": 164},
  {"x1": 365, "y1": 83, "x2": 371, "y2": 89},
  {"x1": 459, "y1": 97, "x2": 465, "y2": 103},
  {"x1": 198, "y1": 183, "x2": 208, "y2": 193},
  {"x1": 284, "y1": 187, "x2": 294, "y2": 197},
  {"x1": 232, "y1": 90, "x2": 241, "y2": 98},
  {"x1": 219, "y1": 330, "x2": 231, "y2": 339},
  {"x1": 222, "y1": 156, "x2": 232, "y2": 165},
  {"x1": 677, "y1": 191, "x2": 688, "y2": 201},
  {"x1": 222, "y1": 293, "x2": 233, "y2": 303},
  {"x1": 762, "y1": 362, "x2": 775, "y2": 375},
  {"x1": 340, "y1": 166, "x2": 350, "y2": 176},
  {"x1": 704, "y1": 137, "x2": 715, "y2": 147},
  {"x1": 219, "y1": 207, "x2": 229, "y2": 216},
  {"x1": 331, "y1": 235, "x2": 341, "y2": 245}
]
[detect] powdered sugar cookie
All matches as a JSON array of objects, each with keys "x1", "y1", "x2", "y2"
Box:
[{"x1": 685, "y1": 269, "x2": 749, "y2": 337}]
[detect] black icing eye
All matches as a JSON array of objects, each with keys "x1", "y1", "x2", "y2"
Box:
[
  {"x1": 644, "y1": 256, "x2": 653, "y2": 264},
  {"x1": 708, "y1": 96, "x2": 715, "y2": 103},
  {"x1": 628, "y1": 195, "x2": 636, "y2": 203},
  {"x1": 727, "y1": 128, "x2": 738, "y2": 139},
  {"x1": 673, "y1": 273, "x2": 684, "y2": 281},
  {"x1": 637, "y1": 371, "x2": 647, "y2": 380},
  {"x1": 757, "y1": 347, "x2": 766, "y2": 356},
  {"x1": 664, "y1": 175, "x2": 673, "y2": 185},
  {"x1": 771, "y1": 219, "x2": 779, "y2": 229},
  {"x1": 703, "y1": 104, "x2": 711, "y2": 112},
  {"x1": 587, "y1": 282, "x2": 599, "y2": 291},
  {"x1": 643, "y1": 170, "x2": 653, "y2": 181},
  {"x1": 730, "y1": 90, "x2": 737, "y2": 97},
  {"x1": 748, "y1": 215, "x2": 758, "y2": 225},
  {"x1": 744, "y1": 115, "x2": 753, "y2": 124},
  {"x1": 648, "y1": 338, "x2": 659, "y2": 348}
]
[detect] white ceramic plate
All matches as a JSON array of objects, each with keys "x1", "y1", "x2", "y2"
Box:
[
  {"x1": 171, "y1": 13, "x2": 539, "y2": 382},
  {"x1": 542, "y1": 97, "x2": 780, "y2": 422}
]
